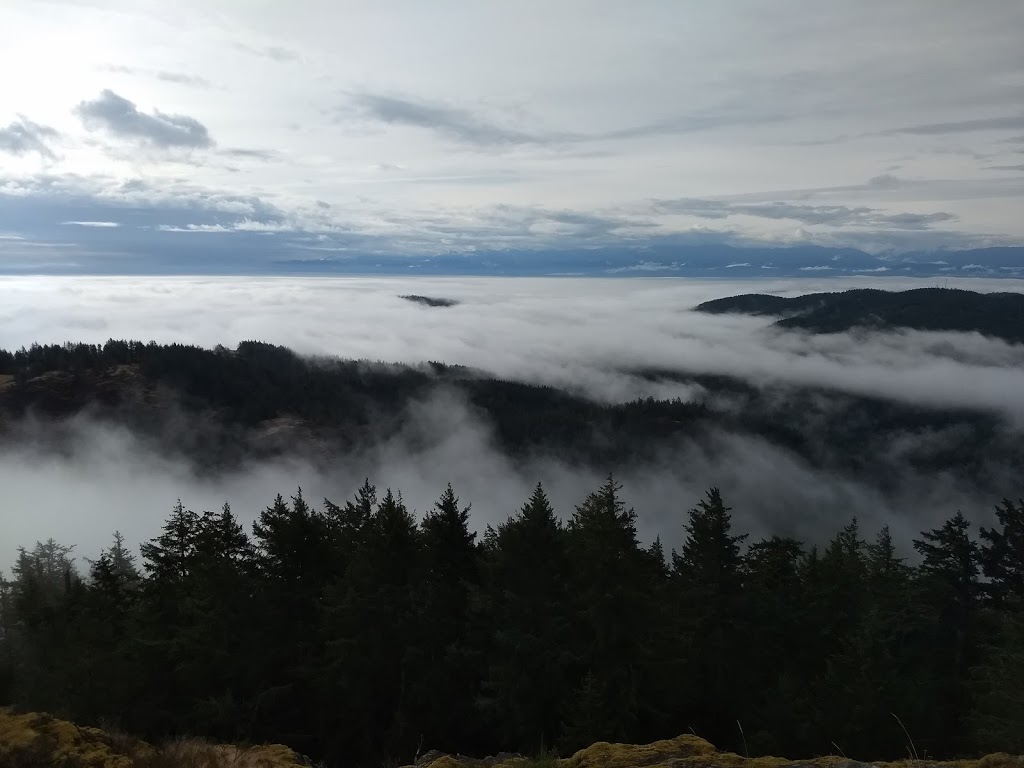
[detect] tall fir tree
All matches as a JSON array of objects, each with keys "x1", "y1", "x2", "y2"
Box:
[
  {"x1": 670, "y1": 487, "x2": 748, "y2": 750},
  {"x1": 483, "y1": 483, "x2": 571, "y2": 751},
  {"x1": 319, "y1": 489, "x2": 422, "y2": 766},
  {"x1": 410, "y1": 484, "x2": 484, "y2": 754},
  {"x1": 562, "y1": 475, "x2": 652, "y2": 751},
  {"x1": 979, "y1": 497, "x2": 1024, "y2": 603},
  {"x1": 912, "y1": 512, "x2": 981, "y2": 756}
]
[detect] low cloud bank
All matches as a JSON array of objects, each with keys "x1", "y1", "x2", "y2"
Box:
[
  {"x1": 0, "y1": 390, "x2": 1010, "y2": 573},
  {"x1": 0, "y1": 275, "x2": 1022, "y2": 417},
  {"x1": 0, "y1": 275, "x2": 1021, "y2": 569}
]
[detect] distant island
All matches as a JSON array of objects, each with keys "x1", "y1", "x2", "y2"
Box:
[
  {"x1": 695, "y1": 287, "x2": 1024, "y2": 343},
  {"x1": 399, "y1": 294, "x2": 460, "y2": 307}
]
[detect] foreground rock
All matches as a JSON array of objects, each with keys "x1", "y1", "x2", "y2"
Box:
[
  {"x1": 0, "y1": 708, "x2": 307, "y2": 767},
  {"x1": 406, "y1": 734, "x2": 1024, "y2": 768},
  {"x1": 2, "y1": 711, "x2": 1022, "y2": 768}
]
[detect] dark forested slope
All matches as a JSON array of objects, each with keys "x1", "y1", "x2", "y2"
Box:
[
  {"x1": 695, "y1": 287, "x2": 1024, "y2": 342},
  {"x1": 0, "y1": 339, "x2": 1017, "y2": 484}
]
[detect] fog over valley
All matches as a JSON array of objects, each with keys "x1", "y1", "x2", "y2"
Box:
[{"x1": 1, "y1": 274, "x2": 1022, "y2": 570}]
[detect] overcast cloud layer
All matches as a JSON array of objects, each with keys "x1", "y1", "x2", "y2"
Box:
[
  {"x1": 2, "y1": 1, "x2": 1024, "y2": 271},
  {"x1": 1, "y1": 275, "x2": 1022, "y2": 568}
]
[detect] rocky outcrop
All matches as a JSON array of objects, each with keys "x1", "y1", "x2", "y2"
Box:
[
  {"x1": 3, "y1": 709, "x2": 1022, "y2": 768},
  {"x1": 405, "y1": 734, "x2": 1024, "y2": 768},
  {"x1": 0, "y1": 708, "x2": 308, "y2": 767}
]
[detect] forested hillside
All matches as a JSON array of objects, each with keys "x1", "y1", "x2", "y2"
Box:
[
  {"x1": 3, "y1": 478, "x2": 1024, "y2": 766},
  {"x1": 694, "y1": 287, "x2": 1024, "y2": 343},
  {"x1": 0, "y1": 338, "x2": 1016, "y2": 483}
]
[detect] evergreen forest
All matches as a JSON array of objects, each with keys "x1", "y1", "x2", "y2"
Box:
[{"x1": 3, "y1": 478, "x2": 1024, "y2": 766}]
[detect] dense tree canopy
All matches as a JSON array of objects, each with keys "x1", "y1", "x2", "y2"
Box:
[{"x1": 2, "y1": 480, "x2": 1023, "y2": 767}]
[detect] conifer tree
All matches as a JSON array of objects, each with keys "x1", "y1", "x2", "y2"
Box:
[
  {"x1": 979, "y1": 497, "x2": 1024, "y2": 603},
  {"x1": 670, "y1": 487, "x2": 747, "y2": 749},
  {"x1": 483, "y1": 483, "x2": 571, "y2": 751},
  {"x1": 323, "y1": 477, "x2": 376, "y2": 577},
  {"x1": 319, "y1": 489, "x2": 421, "y2": 766},
  {"x1": 740, "y1": 536, "x2": 807, "y2": 754},
  {"x1": 409, "y1": 484, "x2": 483, "y2": 753},
  {"x1": 562, "y1": 476, "x2": 650, "y2": 750},
  {"x1": 912, "y1": 512, "x2": 981, "y2": 755},
  {"x1": 140, "y1": 501, "x2": 200, "y2": 585},
  {"x1": 184, "y1": 503, "x2": 256, "y2": 738},
  {"x1": 250, "y1": 490, "x2": 334, "y2": 755},
  {"x1": 6, "y1": 539, "x2": 81, "y2": 714}
]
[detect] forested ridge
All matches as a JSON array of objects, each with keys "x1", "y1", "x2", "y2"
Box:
[
  {"x1": 0, "y1": 338, "x2": 1016, "y2": 482},
  {"x1": 694, "y1": 287, "x2": 1024, "y2": 343},
  {"x1": 3, "y1": 478, "x2": 1024, "y2": 766},
  {"x1": 0, "y1": 339, "x2": 708, "y2": 468}
]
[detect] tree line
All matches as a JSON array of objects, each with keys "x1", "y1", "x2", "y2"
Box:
[{"x1": 2, "y1": 479, "x2": 1023, "y2": 766}]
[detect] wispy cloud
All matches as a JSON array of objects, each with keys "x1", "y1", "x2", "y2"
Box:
[
  {"x1": 61, "y1": 221, "x2": 120, "y2": 228},
  {"x1": 346, "y1": 93, "x2": 558, "y2": 147},
  {"x1": 651, "y1": 198, "x2": 955, "y2": 230},
  {"x1": 0, "y1": 116, "x2": 59, "y2": 159},
  {"x1": 221, "y1": 147, "x2": 282, "y2": 161},
  {"x1": 102, "y1": 64, "x2": 212, "y2": 88},
  {"x1": 234, "y1": 43, "x2": 300, "y2": 62},
  {"x1": 75, "y1": 90, "x2": 214, "y2": 149},
  {"x1": 343, "y1": 91, "x2": 787, "y2": 150},
  {"x1": 881, "y1": 114, "x2": 1024, "y2": 136}
]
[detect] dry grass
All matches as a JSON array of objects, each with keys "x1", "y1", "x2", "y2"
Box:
[{"x1": 137, "y1": 738, "x2": 305, "y2": 768}]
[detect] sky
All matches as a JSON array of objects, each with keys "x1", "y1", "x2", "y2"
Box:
[
  {"x1": 1, "y1": 274, "x2": 1023, "y2": 568},
  {"x1": 2, "y1": 1, "x2": 1024, "y2": 272}
]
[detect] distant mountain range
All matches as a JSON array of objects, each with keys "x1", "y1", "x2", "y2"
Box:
[
  {"x1": 275, "y1": 245, "x2": 1024, "y2": 278},
  {"x1": 695, "y1": 287, "x2": 1024, "y2": 343}
]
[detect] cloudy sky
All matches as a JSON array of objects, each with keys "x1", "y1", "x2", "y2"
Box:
[{"x1": 2, "y1": 1, "x2": 1024, "y2": 271}]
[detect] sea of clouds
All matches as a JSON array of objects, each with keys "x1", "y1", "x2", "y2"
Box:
[{"x1": 1, "y1": 274, "x2": 1022, "y2": 570}]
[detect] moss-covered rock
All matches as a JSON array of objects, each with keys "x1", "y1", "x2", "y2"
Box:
[
  {"x1": 410, "y1": 735, "x2": 1023, "y2": 768},
  {"x1": 561, "y1": 734, "x2": 718, "y2": 768},
  {"x1": 4, "y1": 711, "x2": 1021, "y2": 768},
  {"x1": 0, "y1": 709, "x2": 135, "y2": 767},
  {"x1": 0, "y1": 709, "x2": 307, "y2": 767}
]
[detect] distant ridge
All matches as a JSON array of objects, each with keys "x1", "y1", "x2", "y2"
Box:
[
  {"x1": 399, "y1": 294, "x2": 460, "y2": 307},
  {"x1": 268, "y1": 245, "x2": 1024, "y2": 278},
  {"x1": 695, "y1": 287, "x2": 1024, "y2": 343}
]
